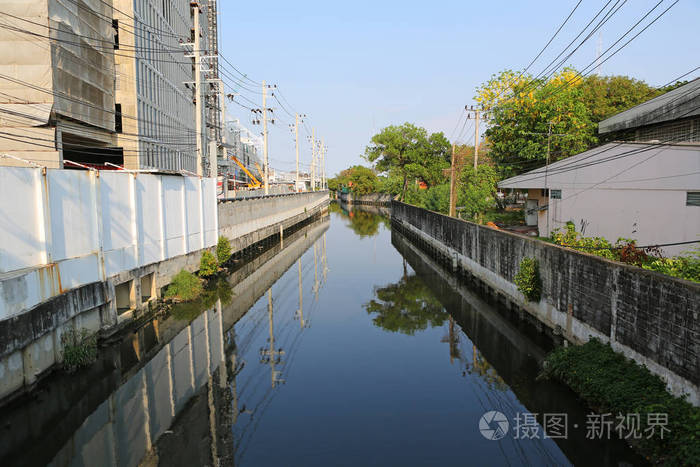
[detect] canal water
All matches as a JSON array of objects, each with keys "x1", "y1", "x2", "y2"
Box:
[{"x1": 0, "y1": 205, "x2": 645, "y2": 466}]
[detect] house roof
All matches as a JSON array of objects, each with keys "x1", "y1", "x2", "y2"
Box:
[
  {"x1": 498, "y1": 142, "x2": 700, "y2": 190},
  {"x1": 598, "y1": 78, "x2": 700, "y2": 134}
]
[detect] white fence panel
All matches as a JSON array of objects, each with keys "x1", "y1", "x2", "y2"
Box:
[
  {"x1": 0, "y1": 166, "x2": 218, "y2": 319},
  {"x1": 100, "y1": 171, "x2": 137, "y2": 277},
  {"x1": 201, "y1": 178, "x2": 217, "y2": 247},
  {"x1": 0, "y1": 167, "x2": 43, "y2": 273},
  {"x1": 136, "y1": 175, "x2": 164, "y2": 267},
  {"x1": 184, "y1": 177, "x2": 201, "y2": 253},
  {"x1": 47, "y1": 170, "x2": 99, "y2": 262},
  {"x1": 161, "y1": 176, "x2": 185, "y2": 258}
]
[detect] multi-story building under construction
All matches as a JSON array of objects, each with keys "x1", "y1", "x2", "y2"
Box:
[{"x1": 0, "y1": 0, "x2": 221, "y2": 174}]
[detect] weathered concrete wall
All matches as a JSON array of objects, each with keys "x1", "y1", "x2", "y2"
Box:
[
  {"x1": 392, "y1": 201, "x2": 700, "y2": 404},
  {"x1": 338, "y1": 191, "x2": 392, "y2": 206},
  {"x1": 218, "y1": 191, "x2": 329, "y2": 253}
]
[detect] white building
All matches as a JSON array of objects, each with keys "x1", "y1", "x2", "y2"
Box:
[
  {"x1": 499, "y1": 79, "x2": 700, "y2": 256},
  {"x1": 115, "y1": 0, "x2": 219, "y2": 174}
]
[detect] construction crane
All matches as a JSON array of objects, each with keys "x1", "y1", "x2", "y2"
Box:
[
  {"x1": 254, "y1": 161, "x2": 265, "y2": 183},
  {"x1": 230, "y1": 155, "x2": 261, "y2": 188}
]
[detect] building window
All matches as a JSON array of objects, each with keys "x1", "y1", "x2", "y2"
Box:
[
  {"x1": 687, "y1": 192, "x2": 700, "y2": 206},
  {"x1": 115, "y1": 103, "x2": 122, "y2": 133},
  {"x1": 541, "y1": 188, "x2": 549, "y2": 197},
  {"x1": 551, "y1": 189, "x2": 562, "y2": 199},
  {"x1": 112, "y1": 19, "x2": 119, "y2": 50}
]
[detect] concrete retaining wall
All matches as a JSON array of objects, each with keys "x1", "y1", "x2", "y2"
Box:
[
  {"x1": 338, "y1": 191, "x2": 392, "y2": 206},
  {"x1": 218, "y1": 191, "x2": 329, "y2": 253},
  {"x1": 392, "y1": 201, "x2": 700, "y2": 404}
]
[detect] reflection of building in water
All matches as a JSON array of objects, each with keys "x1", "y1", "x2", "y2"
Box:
[
  {"x1": 0, "y1": 216, "x2": 330, "y2": 467},
  {"x1": 48, "y1": 304, "x2": 226, "y2": 466}
]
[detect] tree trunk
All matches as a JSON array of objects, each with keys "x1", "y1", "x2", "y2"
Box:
[{"x1": 401, "y1": 174, "x2": 408, "y2": 201}]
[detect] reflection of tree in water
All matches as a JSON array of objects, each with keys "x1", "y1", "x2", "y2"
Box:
[
  {"x1": 467, "y1": 347, "x2": 508, "y2": 391},
  {"x1": 332, "y1": 204, "x2": 390, "y2": 238},
  {"x1": 348, "y1": 210, "x2": 382, "y2": 237},
  {"x1": 365, "y1": 271, "x2": 448, "y2": 335}
]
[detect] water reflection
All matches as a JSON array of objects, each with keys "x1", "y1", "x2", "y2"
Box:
[
  {"x1": 1, "y1": 207, "x2": 646, "y2": 467},
  {"x1": 365, "y1": 262, "x2": 449, "y2": 335},
  {"x1": 0, "y1": 215, "x2": 329, "y2": 467},
  {"x1": 331, "y1": 201, "x2": 390, "y2": 237}
]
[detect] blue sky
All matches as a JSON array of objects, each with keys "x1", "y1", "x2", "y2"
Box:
[{"x1": 218, "y1": 0, "x2": 700, "y2": 177}]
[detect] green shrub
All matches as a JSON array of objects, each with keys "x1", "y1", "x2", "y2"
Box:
[
  {"x1": 514, "y1": 257, "x2": 541, "y2": 301},
  {"x1": 542, "y1": 339, "x2": 700, "y2": 465},
  {"x1": 61, "y1": 328, "x2": 97, "y2": 372},
  {"x1": 216, "y1": 236, "x2": 232, "y2": 265},
  {"x1": 165, "y1": 270, "x2": 203, "y2": 301},
  {"x1": 199, "y1": 250, "x2": 218, "y2": 277}
]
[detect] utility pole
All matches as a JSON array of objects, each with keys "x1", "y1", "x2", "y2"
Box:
[
  {"x1": 193, "y1": 3, "x2": 203, "y2": 176},
  {"x1": 464, "y1": 105, "x2": 486, "y2": 170},
  {"x1": 311, "y1": 128, "x2": 316, "y2": 191},
  {"x1": 545, "y1": 121, "x2": 553, "y2": 236},
  {"x1": 474, "y1": 109, "x2": 480, "y2": 170},
  {"x1": 220, "y1": 82, "x2": 228, "y2": 198},
  {"x1": 295, "y1": 113, "x2": 300, "y2": 191},
  {"x1": 262, "y1": 81, "x2": 269, "y2": 194},
  {"x1": 321, "y1": 138, "x2": 325, "y2": 190},
  {"x1": 448, "y1": 143, "x2": 457, "y2": 217}
]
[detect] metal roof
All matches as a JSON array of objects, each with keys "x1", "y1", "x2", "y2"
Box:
[{"x1": 598, "y1": 78, "x2": 700, "y2": 134}]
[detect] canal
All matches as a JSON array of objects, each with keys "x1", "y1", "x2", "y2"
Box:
[{"x1": 0, "y1": 205, "x2": 645, "y2": 466}]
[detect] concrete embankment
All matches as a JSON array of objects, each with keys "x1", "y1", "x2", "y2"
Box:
[
  {"x1": 338, "y1": 191, "x2": 392, "y2": 206},
  {"x1": 0, "y1": 164, "x2": 328, "y2": 401},
  {"x1": 391, "y1": 201, "x2": 700, "y2": 405}
]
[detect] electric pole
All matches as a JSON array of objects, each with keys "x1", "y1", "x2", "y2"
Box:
[
  {"x1": 321, "y1": 138, "x2": 326, "y2": 190},
  {"x1": 193, "y1": 3, "x2": 203, "y2": 176},
  {"x1": 449, "y1": 143, "x2": 457, "y2": 217},
  {"x1": 474, "y1": 109, "x2": 480, "y2": 170},
  {"x1": 295, "y1": 113, "x2": 300, "y2": 191},
  {"x1": 262, "y1": 80, "x2": 269, "y2": 194},
  {"x1": 311, "y1": 128, "x2": 316, "y2": 191},
  {"x1": 219, "y1": 81, "x2": 228, "y2": 197}
]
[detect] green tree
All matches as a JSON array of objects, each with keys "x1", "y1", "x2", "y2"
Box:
[
  {"x1": 216, "y1": 236, "x2": 232, "y2": 265},
  {"x1": 459, "y1": 164, "x2": 500, "y2": 220},
  {"x1": 346, "y1": 165, "x2": 379, "y2": 195},
  {"x1": 476, "y1": 69, "x2": 665, "y2": 177},
  {"x1": 198, "y1": 250, "x2": 218, "y2": 278},
  {"x1": 476, "y1": 69, "x2": 595, "y2": 178},
  {"x1": 365, "y1": 123, "x2": 450, "y2": 200}
]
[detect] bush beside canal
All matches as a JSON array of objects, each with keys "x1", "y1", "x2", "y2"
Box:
[
  {"x1": 165, "y1": 270, "x2": 203, "y2": 301},
  {"x1": 61, "y1": 328, "x2": 98, "y2": 372},
  {"x1": 541, "y1": 339, "x2": 700, "y2": 465}
]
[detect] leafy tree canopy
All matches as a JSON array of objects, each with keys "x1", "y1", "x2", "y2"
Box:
[
  {"x1": 365, "y1": 123, "x2": 450, "y2": 200},
  {"x1": 475, "y1": 69, "x2": 661, "y2": 177}
]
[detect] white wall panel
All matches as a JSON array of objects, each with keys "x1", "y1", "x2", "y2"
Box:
[
  {"x1": 0, "y1": 167, "x2": 219, "y2": 317},
  {"x1": 201, "y1": 178, "x2": 217, "y2": 247},
  {"x1": 0, "y1": 167, "x2": 43, "y2": 272},
  {"x1": 184, "y1": 177, "x2": 201, "y2": 252},
  {"x1": 161, "y1": 176, "x2": 185, "y2": 258},
  {"x1": 135, "y1": 175, "x2": 164, "y2": 266},
  {"x1": 100, "y1": 171, "x2": 137, "y2": 276},
  {"x1": 47, "y1": 170, "x2": 98, "y2": 262}
]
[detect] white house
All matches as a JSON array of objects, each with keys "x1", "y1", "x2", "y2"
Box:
[{"x1": 498, "y1": 79, "x2": 700, "y2": 256}]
